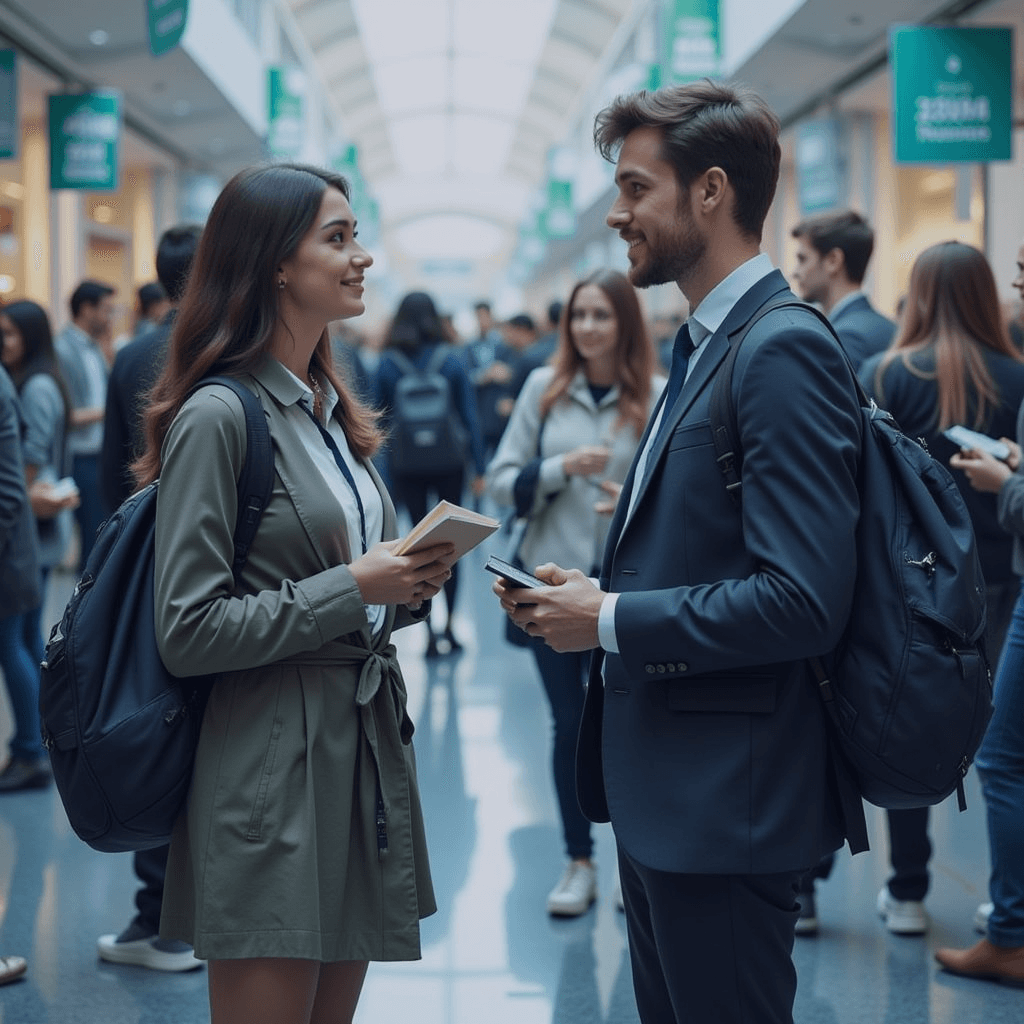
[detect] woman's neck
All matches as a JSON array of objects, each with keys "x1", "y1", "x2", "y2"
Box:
[{"x1": 583, "y1": 356, "x2": 616, "y2": 388}]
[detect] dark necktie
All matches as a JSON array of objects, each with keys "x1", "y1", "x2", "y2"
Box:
[{"x1": 650, "y1": 321, "x2": 696, "y2": 452}]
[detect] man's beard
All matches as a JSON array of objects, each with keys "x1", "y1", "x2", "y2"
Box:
[{"x1": 628, "y1": 221, "x2": 706, "y2": 290}]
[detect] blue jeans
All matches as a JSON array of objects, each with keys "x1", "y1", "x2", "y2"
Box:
[
  {"x1": 975, "y1": 579, "x2": 1024, "y2": 947},
  {"x1": 72, "y1": 452, "x2": 104, "y2": 567},
  {"x1": 0, "y1": 607, "x2": 45, "y2": 761},
  {"x1": 530, "y1": 641, "x2": 593, "y2": 860}
]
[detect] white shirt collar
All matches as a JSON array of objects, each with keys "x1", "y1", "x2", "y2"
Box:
[
  {"x1": 688, "y1": 252, "x2": 775, "y2": 348},
  {"x1": 828, "y1": 290, "x2": 865, "y2": 320},
  {"x1": 279, "y1": 362, "x2": 340, "y2": 421}
]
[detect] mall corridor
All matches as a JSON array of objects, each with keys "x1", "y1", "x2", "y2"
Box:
[{"x1": 0, "y1": 549, "x2": 1018, "y2": 1023}]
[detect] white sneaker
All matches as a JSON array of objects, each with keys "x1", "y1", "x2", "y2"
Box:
[
  {"x1": 547, "y1": 862, "x2": 597, "y2": 917},
  {"x1": 97, "y1": 931, "x2": 203, "y2": 972},
  {"x1": 975, "y1": 902, "x2": 994, "y2": 934},
  {"x1": 876, "y1": 887, "x2": 928, "y2": 935}
]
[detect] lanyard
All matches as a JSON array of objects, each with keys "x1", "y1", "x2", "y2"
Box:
[{"x1": 298, "y1": 402, "x2": 368, "y2": 555}]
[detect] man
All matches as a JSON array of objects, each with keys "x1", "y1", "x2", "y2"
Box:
[
  {"x1": 100, "y1": 225, "x2": 202, "y2": 513},
  {"x1": 494, "y1": 313, "x2": 538, "y2": 420},
  {"x1": 510, "y1": 300, "x2": 562, "y2": 397},
  {"x1": 54, "y1": 280, "x2": 115, "y2": 566},
  {"x1": 494, "y1": 80, "x2": 866, "y2": 1023},
  {"x1": 790, "y1": 210, "x2": 896, "y2": 369},
  {"x1": 96, "y1": 225, "x2": 203, "y2": 974},
  {"x1": 462, "y1": 301, "x2": 514, "y2": 459}
]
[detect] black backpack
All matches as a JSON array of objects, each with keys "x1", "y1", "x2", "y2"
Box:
[
  {"x1": 387, "y1": 347, "x2": 468, "y2": 475},
  {"x1": 39, "y1": 377, "x2": 275, "y2": 853},
  {"x1": 708, "y1": 299, "x2": 993, "y2": 817}
]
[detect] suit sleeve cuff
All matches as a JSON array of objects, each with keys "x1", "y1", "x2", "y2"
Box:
[{"x1": 598, "y1": 591, "x2": 620, "y2": 653}]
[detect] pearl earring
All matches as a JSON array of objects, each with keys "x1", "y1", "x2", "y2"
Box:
[{"x1": 278, "y1": 279, "x2": 286, "y2": 290}]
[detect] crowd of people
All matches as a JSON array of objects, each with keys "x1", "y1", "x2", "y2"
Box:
[{"x1": 0, "y1": 78, "x2": 1023, "y2": 1023}]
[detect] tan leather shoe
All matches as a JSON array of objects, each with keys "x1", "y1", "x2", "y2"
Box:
[
  {"x1": 0, "y1": 956, "x2": 26, "y2": 986},
  {"x1": 935, "y1": 938, "x2": 1024, "y2": 987}
]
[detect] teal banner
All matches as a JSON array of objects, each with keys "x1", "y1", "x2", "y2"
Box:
[
  {"x1": 48, "y1": 92, "x2": 121, "y2": 190},
  {"x1": 147, "y1": 0, "x2": 189, "y2": 57},
  {"x1": 665, "y1": 0, "x2": 721, "y2": 84},
  {"x1": 331, "y1": 144, "x2": 379, "y2": 246},
  {"x1": 543, "y1": 179, "x2": 575, "y2": 239},
  {"x1": 0, "y1": 50, "x2": 16, "y2": 161},
  {"x1": 891, "y1": 26, "x2": 1013, "y2": 163},
  {"x1": 267, "y1": 67, "x2": 305, "y2": 159},
  {"x1": 796, "y1": 119, "x2": 844, "y2": 214}
]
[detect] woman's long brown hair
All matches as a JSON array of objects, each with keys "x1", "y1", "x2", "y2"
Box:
[
  {"x1": 539, "y1": 269, "x2": 655, "y2": 437},
  {"x1": 875, "y1": 241, "x2": 1022, "y2": 430},
  {"x1": 133, "y1": 163, "x2": 382, "y2": 488}
]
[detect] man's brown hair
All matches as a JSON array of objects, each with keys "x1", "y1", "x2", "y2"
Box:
[
  {"x1": 791, "y1": 210, "x2": 875, "y2": 284},
  {"x1": 594, "y1": 79, "x2": 781, "y2": 240}
]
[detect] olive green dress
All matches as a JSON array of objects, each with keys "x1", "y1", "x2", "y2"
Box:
[{"x1": 155, "y1": 358, "x2": 435, "y2": 961}]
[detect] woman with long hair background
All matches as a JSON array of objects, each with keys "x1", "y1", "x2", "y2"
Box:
[
  {"x1": 486, "y1": 269, "x2": 664, "y2": 917},
  {"x1": 136, "y1": 163, "x2": 453, "y2": 1024},
  {"x1": 858, "y1": 241, "x2": 1024, "y2": 937}
]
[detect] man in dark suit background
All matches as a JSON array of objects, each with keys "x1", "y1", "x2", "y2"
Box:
[
  {"x1": 100, "y1": 224, "x2": 202, "y2": 514},
  {"x1": 790, "y1": 210, "x2": 896, "y2": 370},
  {"x1": 96, "y1": 223, "x2": 203, "y2": 974},
  {"x1": 493, "y1": 81, "x2": 866, "y2": 1023}
]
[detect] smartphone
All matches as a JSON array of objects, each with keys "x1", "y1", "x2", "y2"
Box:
[
  {"x1": 484, "y1": 554, "x2": 544, "y2": 589},
  {"x1": 943, "y1": 425, "x2": 1011, "y2": 462},
  {"x1": 48, "y1": 477, "x2": 80, "y2": 500}
]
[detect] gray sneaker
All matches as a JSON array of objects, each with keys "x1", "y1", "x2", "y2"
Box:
[
  {"x1": 547, "y1": 862, "x2": 597, "y2": 917},
  {"x1": 97, "y1": 922, "x2": 202, "y2": 972},
  {"x1": 877, "y1": 887, "x2": 928, "y2": 935}
]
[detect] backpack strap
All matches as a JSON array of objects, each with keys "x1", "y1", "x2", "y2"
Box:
[
  {"x1": 425, "y1": 344, "x2": 451, "y2": 375},
  {"x1": 708, "y1": 298, "x2": 854, "y2": 504},
  {"x1": 387, "y1": 349, "x2": 419, "y2": 376},
  {"x1": 188, "y1": 376, "x2": 274, "y2": 580}
]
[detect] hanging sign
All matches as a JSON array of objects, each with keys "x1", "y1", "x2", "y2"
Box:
[
  {"x1": 48, "y1": 91, "x2": 121, "y2": 191},
  {"x1": 147, "y1": 0, "x2": 189, "y2": 57},
  {"x1": 796, "y1": 119, "x2": 845, "y2": 214},
  {"x1": 542, "y1": 147, "x2": 576, "y2": 240},
  {"x1": 0, "y1": 50, "x2": 16, "y2": 161},
  {"x1": 267, "y1": 67, "x2": 305, "y2": 159},
  {"x1": 665, "y1": 0, "x2": 721, "y2": 84},
  {"x1": 891, "y1": 26, "x2": 1013, "y2": 163}
]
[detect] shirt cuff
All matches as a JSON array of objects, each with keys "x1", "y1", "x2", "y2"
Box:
[
  {"x1": 539, "y1": 454, "x2": 568, "y2": 492},
  {"x1": 598, "y1": 592, "x2": 620, "y2": 653}
]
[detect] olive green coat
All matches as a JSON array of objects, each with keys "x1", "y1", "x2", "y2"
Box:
[{"x1": 155, "y1": 357, "x2": 435, "y2": 962}]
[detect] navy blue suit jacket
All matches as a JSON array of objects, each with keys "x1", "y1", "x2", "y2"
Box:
[
  {"x1": 576, "y1": 271, "x2": 865, "y2": 875},
  {"x1": 830, "y1": 294, "x2": 896, "y2": 370}
]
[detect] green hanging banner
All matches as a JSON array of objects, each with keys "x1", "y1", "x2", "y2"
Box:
[
  {"x1": 267, "y1": 67, "x2": 305, "y2": 159},
  {"x1": 147, "y1": 0, "x2": 189, "y2": 57},
  {"x1": 665, "y1": 0, "x2": 721, "y2": 85},
  {"x1": 48, "y1": 91, "x2": 121, "y2": 191},
  {"x1": 0, "y1": 50, "x2": 16, "y2": 161},
  {"x1": 891, "y1": 26, "x2": 1013, "y2": 163}
]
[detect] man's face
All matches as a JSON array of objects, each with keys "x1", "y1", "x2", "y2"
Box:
[
  {"x1": 503, "y1": 324, "x2": 534, "y2": 351},
  {"x1": 791, "y1": 238, "x2": 831, "y2": 305},
  {"x1": 475, "y1": 307, "x2": 493, "y2": 334},
  {"x1": 83, "y1": 295, "x2": 114, "y2": 339},
  {"x1": 606, "y1": 126, "x2": 706, "y2": 290}
]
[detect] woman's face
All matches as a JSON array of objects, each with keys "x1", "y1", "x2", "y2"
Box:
[
  {"x1": 0, "y1": 314, "x2": 24, "y2": 371},
  {"x1": 278, "y1": 187, "x2": 373, "y2": 325},
  {"x1": 569, "y1": 284, "x2": 619, "y2": 366}
]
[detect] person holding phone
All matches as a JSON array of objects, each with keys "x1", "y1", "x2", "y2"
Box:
[
  {"x1": 857, "y1": 241, "x2": 1024, "y2": 937},
  {"x1": 486, "y1": 269, "x2": 663, "y2": 917},
  {"x1": 134, "y1": 163, "x2": 453, "y2": 1024}
]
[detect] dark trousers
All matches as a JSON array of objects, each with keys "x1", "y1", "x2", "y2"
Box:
[
  {"x1": 133, "y1": 844, "x2": 169, "y2": 934},
  {"x1": 530, "y1": 641, "x2": 592, "y2": 860},
  {"x1": 618, "y1": 843, "x2": 801, "y2": 1024},
  {"x1": 390, "y1": 469, "x2": 465, "y2": 628},
  {"x1": 71, "y1": 453, "x2": 104, "y2": 567}
]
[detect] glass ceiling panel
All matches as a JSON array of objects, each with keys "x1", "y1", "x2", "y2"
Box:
[
  {"x1": 453, "y1": 56, "x2": 534, "y2": 115},
  {"x1": 374, "y1": 56, "x2": 447, "y2": 114}
]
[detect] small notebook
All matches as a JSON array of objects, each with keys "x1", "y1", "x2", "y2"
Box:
[{"x1": 395, "y1": 500, "x2": 500, "y2": 559}]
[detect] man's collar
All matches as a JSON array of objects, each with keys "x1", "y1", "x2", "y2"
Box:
[
  {"x1": 688, "y1": 253, "x2": 775, "y2": 347},
  {"x1": 829, "y1": 290, "x2": 866, "y2": 320}
]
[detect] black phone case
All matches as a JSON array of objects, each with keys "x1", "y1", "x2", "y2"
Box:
[{"x1": 484, "y1": 555, "x2": 544, "y2": 589}]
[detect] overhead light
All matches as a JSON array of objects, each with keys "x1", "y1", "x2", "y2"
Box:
[
  {"x1": 89, "y1": 29, "x2": 109, "y2": 46},
  {"x1": 0, "y1": 275, "x2": 16, "y2": 294},
  {"x1": 1, "y1": 181, "x2": 24, "y2": 200}
]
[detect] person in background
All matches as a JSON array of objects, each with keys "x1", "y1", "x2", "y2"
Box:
[
  {"x1": 791, "y1": 210, "x2": 895, "y2": 369},
  {"x1": 374, "y1": 291, "x2": 486, "y2": 656},
  {"x1": 510, "y1": 300, "x2": 563, "y2": 397},
  {"x1": 114, "y1": 282, "x2": 170, "y2": 354},
  {"x1": 487, "y1": 269, "x2": 663, "y2": 917},
  {"x1": 97, "y1": 224, "x2": 204, "y2": 972},
  {"x1": 101, "y1": 225, "x2": 203, "y2": 515},
  {"x1": 463, "y1": 301, "x2": 515, "y2": 460},
  {"x1": 934, "y1": 237, "x2": 1024, "y2": 987},
  {"x1": 493, "y1": 313, "x2": 537, "y2": 423},
  {"x1": 855, "y1": 241, "x2": 1024, "y2": 940},
  {"x1": 0, "y1": 301, "x2": 78, "y2": 792},
  {"x1": 0, "y1": 359, "x2": 48, "y2": 794},
  {"x1": 54, "y1": 279, "x2": 115, "y2": 567}
]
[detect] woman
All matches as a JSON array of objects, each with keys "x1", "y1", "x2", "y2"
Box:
[
  {"x1": 486, "y1": 269, "x2": 664, "y2": 916},
  {"x1": 373, "y1": 291, "x2": 485, "y2": 656},
  {"x1": 135, "y1": 164, "x2": 454, "y2": 1024},
  {"x1": 859, "y1": 241, "x2": 1024, "y2": 935},
  {"x1": 934, "y1": 237, "x2": 1024, "y2": 984},
  {"x1": 0, "y1": 301, "x2": 77, "y2": 792}
]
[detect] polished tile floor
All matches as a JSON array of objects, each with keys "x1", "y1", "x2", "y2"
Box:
[{"x1": 0, "y1": 552, "x2": 1020, "y2": 1022}]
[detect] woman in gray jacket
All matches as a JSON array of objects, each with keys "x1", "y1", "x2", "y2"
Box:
[
  {"x1": 487, "y1": 270, "x2": 664, "y2": 917},
  {"x1": 133, "y1": 164, "x2": 454, "y2": 1024}
]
